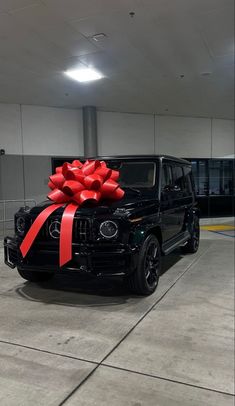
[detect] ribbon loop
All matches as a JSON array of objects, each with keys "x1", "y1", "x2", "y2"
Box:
[
  {"x1": 84, "y1": 174, "x2": 102, "y2": 190},
  {"x1": 66, "y1": 168, "x2": 85, "y2": 183},
  {"x1": 62, "y1": 180, "x2": 84, "y2": 196},
  {"x1": 49, "y1": 173, "x2": 65, "y2": 189},
  {"x1": 82, "y1": 160, "x2": 100, "y2": 176}
]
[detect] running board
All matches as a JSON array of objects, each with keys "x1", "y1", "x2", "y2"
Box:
[{"x1": 162, "y1": 231, "x2": 190, "y2": 255}]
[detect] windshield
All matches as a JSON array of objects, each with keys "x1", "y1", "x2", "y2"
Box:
[{"x1": 105, "y1": 161, "x2": 156, "y2": 188}]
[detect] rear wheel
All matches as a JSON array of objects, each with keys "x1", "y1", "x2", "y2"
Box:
[
  {"x1": 17, "y1": 268, "x2": 54, "y2": 283},
  {"x1": 127, "y1": 234, "x2": 161, "y2": 295},
  {"x1": 182, "y1": 215, "x2": 200, "y2": 254}
]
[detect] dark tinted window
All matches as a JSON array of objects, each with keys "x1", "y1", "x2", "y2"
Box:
[
  {"x1": 209, "y1": 160, "x2": 234, "y2": 196},
  {"x1": 191, "y1": 160, "x2": 208, "y2": 195},
  {"x1": 183, "y1": 166, "x2": 193, "y2": 194},
  {"x1": 172, "y1": 165, "x2": 185, "y2": 190},
  {"x1": 161, "y1": 164, "x2": 173, "y2": 189},
  {"x1": 184, "y1": 158, "x2": 234, "y2": 217},
  {"x1": 118, "y1": 162, "x2": 156, "y2": 188},
  {"x1": 209, "y1": 160, "x2": 220, "y2": 195}
]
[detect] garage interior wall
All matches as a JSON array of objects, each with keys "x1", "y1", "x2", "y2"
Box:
[
  {"x1": 97, "y1": 111, "x2": 234, "y2": 158},
  {"x1": 0, "y1": 103, "x2": 83, "y2": 233},
  {"x1": 0, "y1": 103, "x2": 83, "y2": 200},
  {"x1": 0, "y1": 103, "x2": 234, "y2": 208}
]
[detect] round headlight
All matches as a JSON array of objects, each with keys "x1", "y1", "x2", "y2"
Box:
[
  {"x1": 100, "y1": 221, "x2": 118, "y2": 239},
  {"x1": 16, "y1": 216, "x2": 26, "y2": 235}
]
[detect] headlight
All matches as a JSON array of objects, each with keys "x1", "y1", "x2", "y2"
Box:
[
  {"x1": 16, "y1": 216, "x2": 26, "y2": 235},
  {"x1": 99, "y1": 221, "x2": 118, "y2": 239}
]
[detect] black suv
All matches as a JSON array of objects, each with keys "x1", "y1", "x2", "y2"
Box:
[{"x1": 4, "y1": 156, "x2": 200, "y2": 296}]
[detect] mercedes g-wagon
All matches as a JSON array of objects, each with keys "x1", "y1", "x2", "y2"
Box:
[{"x1": 4, "y1": 156, "x2": 200, "y2": 295}]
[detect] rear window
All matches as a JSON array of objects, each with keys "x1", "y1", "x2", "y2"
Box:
[
  {"x1": 183, "y1": 166, "x2": 193, "y2": 193},
  {"x1": 172, "y1": 165, "x2": 185, "y2": 190}
]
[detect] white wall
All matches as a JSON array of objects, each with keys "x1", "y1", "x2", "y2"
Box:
[
  {"x1": 1, "y1": 103, "x2": 233, "y2": 226},
  {"x1": 1, "y1": 103, "x2": 233, "y2": 159},
  {"x1": 22, "y1": 106, "x2": 83, "y2": 156},
  {"x1": 0, "y1": 103, "x2": 234, "y2": 214},
  {"x1": 97, "y1": 111, "x2": 234, "y2": 159},
  {"x1": 0, "y1": 104, "x2": 22, "y2": 155},
  {"x1": 212, "y1": 119, "x2": 235, "y2": 158},
  {"x1": 0, "y1": 103, "x2": 84, "y2": 206},
  {"x1": 155, "y1": 116, "x2": 212, "y2": 158},
  {"x1": 97, "y1": 112, "x2": 155, "y2": 156},
  {"x1": 0, "y1": 103, "x2": 84, "y2": 156}
]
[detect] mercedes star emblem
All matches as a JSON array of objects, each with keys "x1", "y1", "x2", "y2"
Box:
[{"x1": 49, "y1": 220, "x2": 61, "y2": 239}]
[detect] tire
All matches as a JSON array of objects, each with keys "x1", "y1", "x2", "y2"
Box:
[
  {"x1": 182, "y1": 215, "x2": 200, "y2": 254},
  {"x1": 17, "y1": 268, "x2": 54, "y2": 283},
  {"x1": 127, "y1": 234, "x2": 161, "y2": 295}
]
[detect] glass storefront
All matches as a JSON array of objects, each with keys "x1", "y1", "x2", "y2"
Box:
[{"x1": 186, "y1": 159, "x2": 234, "y2": 217}]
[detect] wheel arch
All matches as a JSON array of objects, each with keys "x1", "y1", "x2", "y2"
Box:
[
  {"x1": 145, "y1": 226, "x2": 162, "y2": 248},
  {"x1": 130, "y1": 224, "x2": 163, "y2": 249}
]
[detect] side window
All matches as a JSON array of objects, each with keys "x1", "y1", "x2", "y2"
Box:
[
  {"x1": 183, "y1": 166, "x2": 193, "y2": 194},
  {"x1": 161, "y1": 164, "x2": 173, "y2": 190},
  {"x1": 172, "y1": 165, "x2": 185, "y2": 191}
]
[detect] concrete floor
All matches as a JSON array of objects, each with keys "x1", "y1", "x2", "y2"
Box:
[{"x1": 0, "y1": 229, "x2": 234, "y2": 405}]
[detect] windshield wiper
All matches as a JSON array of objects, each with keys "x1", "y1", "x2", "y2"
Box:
[{"x1": 123, "y1": 187, "x2": 141, "y2": 195}]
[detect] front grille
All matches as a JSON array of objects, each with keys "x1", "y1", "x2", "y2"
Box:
[
  {"x1": 74, "y1": 218, "x2": 91, "y2": 242},
  {"x1": 37, "y1": 216, "x2": 91, "y2": 242}
]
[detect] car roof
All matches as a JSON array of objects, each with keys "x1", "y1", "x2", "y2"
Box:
[{"x1": 89, "y1": 155, "x2": 191, "y2": 165}]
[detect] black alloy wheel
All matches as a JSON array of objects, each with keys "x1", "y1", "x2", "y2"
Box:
[{"x1": 127, "y1": 234, "x2": 161, "y2": 295}]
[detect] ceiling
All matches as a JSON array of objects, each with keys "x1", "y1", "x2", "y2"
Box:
[{"x1": 0, "y1": 0, "x2": 234, "y2": 119}]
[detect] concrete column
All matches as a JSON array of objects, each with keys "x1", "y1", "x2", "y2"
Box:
[{"x1": 82, "y1": 106, "x2": 98, "y2": 158}]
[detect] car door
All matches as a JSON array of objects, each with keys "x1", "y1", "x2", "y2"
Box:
[
  {"x1": 160, "y1": 163, "x2": 180, "y2": 241},
  {"x1": 171, "y1": 164, "x2": 186, "y2": 234}
]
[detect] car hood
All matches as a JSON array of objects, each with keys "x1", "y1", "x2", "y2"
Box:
[{"x1": 29, "y1": 196, "x2": 159, "y2": 219}]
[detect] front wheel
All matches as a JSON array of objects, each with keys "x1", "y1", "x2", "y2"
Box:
[
  {"x1": 182, "y1": 215, "x2": 200, "y2": 254},
  {"x1": 17, "y1": 268, "x2": 54, "y2": 283},
  {"x1": 127, "y1": 234, "x2": 161, "y2": 295}
]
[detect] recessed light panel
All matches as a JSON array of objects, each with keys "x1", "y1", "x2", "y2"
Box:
[{"x1": 65, "y1": 68, "x2": 104, "y2": 83}]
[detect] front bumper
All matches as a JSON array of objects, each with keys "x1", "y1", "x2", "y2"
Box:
[{"x1": 4, "y1": 236, "x2": 139, "y2": 276}]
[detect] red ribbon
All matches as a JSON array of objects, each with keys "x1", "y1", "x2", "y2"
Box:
[{"x1": 20, "y1": 159, "x2": 125, "y2": 267}]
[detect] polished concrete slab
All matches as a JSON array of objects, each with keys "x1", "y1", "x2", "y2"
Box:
[
  {"x1": 0, "y1": 232, "x2": 234, "y2": 405},
  {"x1": 65, "y1": 365, "x2": 234, "y2": 406},
  {"x1": 0, "y1": 341, "x2": 95, "y2": 406},
  {"x1": 0, "y1": 244, "x2": 208, "y2": 363},
  {"x1": 105, "y1": 240, "x2": 234, "y2": 394}
]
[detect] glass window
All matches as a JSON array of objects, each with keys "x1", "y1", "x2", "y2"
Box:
[
  {"x1": 198, "y1": 161, "x2": 209, "y2": 195},
  {"x1": 208, "y1": 159, "x2": 234, "y2": 196},
  {"x1": 117, "y1": 162, "x2": 156, "y2": 188},
  {"x1": 221, "y1": 160, "x2": 234, "y2": 196},
  {"x1": 184, "y1": 158, "x2": 234, "y2": 217},
  {"x1": 190, "y1": 160, "x2": 199, "y2": 194},
  {"x1": 172, "y1": 166, "x2": 185, "y2": 190},
  {"x1": 209, "y1": 160, "x2": 221, "y2": 195},
  {"x1": 183, "y1": 166, "x2": 193, "y2": 194},
  {"x1": 161, "y1": 164, "x2": 173, "y2": 189}
]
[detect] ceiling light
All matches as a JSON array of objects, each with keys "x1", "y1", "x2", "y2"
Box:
[{"x1": 64, "y1": 68, "x2": 104, "y2": 83}]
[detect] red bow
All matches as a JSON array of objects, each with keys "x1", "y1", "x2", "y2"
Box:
[{"x1": 20, "y1": 159, "x2": 125, "y2": 267}]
